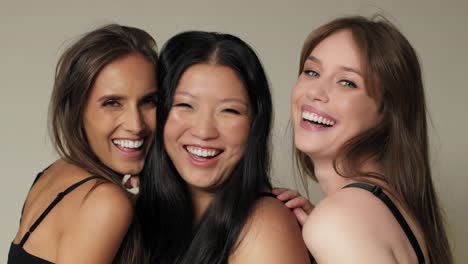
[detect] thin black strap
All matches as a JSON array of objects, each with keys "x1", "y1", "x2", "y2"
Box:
[
  {"x1": 19, "y1": 175, "x2": 101, "y2": 247},
  {"x1": 32, "y1": 165, "x2": 53, "y2": 185},
  {"x1": 343, "y1": 183, "x2": 425, "y2": 264},
  {"x1": 19, "y1": 166, "x2": 53, "y2": 223}
]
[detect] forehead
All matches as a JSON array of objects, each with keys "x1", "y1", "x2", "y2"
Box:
[
  {"x1": 90, "y1": 53, "x2": 157, "y2": 96},
  {"x1": 176, "y1": 64, "x2": 248, "y2": 100},
  {"x1": 310, "y1": 30, "x2": 364, "y2": 70}
]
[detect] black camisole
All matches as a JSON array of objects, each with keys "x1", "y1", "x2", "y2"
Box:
[
  {"x1": 8, "y1": 169, "x2": 100, "y2": 264},
  {"x1": 293, "y1": 183, "x2": 425, "y2": 264},
  {"x1": 343, "y1": 183, "x2": 425, "y2": 264}
]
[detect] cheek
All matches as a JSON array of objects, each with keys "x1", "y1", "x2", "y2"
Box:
[
  {"x1": 341, "y1": 97, "x2": 380, "y2": 131},
  {"x1": 144, "y1": 109, "x2": 157, "y2": 134},
  {"x1": 163, "y1": 113, "x2": 185, "y2": 145},
  {"x1": 223, "y1": 119, "x2": 250, "y2": 152},
  {"x1": 291, "y1": 82, "x2": 303, "y2": 105}
]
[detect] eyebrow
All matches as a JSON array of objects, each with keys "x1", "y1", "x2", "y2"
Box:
[
  {"x1": 97, "y1": 94, "x2": 125, "y2": 103},
  {"x1": 175, "y1": 91, "x2": 249, "y2": 106},
  {"x1": 97, "y1": 91, "x2": 157, "y2": 103},
  {"x1": 221, "y1": 98, "x2": 249, "y2": 107},
  {"x1": 307, "y1": 55, "x2": 363, "y2": 76}
]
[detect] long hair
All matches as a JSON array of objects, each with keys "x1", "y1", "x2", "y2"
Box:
[
  {"x1": 294, "y1": 16, "x2": 452, "y2": 263},
  {"x1": 48, "y1": 24, "x2": 158, "y2": 263},
  {"x1": 137, "y1": 31, "x2": 273, "y2": 263}
]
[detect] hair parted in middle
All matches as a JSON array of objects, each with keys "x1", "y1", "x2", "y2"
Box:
[
  {"x1": 137, "y1": 31, "x2": 273, "y2": 263},
  {"x1": 49, "y1": 24, "x2": 158, "y2": 185},
  {"x1": 48, "y1": 23, "x2": 159, "y2": 264},
  {"x1": 294, "y1": 15, "x2": 452, "y2": 264}
]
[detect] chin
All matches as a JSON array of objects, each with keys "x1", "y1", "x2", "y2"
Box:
[{"x1": 113, "y1": 163, "x2": 145, "y2": 176}]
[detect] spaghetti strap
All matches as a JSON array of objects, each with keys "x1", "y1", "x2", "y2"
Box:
[
  {"x1": 20, "y1": 166, "x2": 53, "y2": 223},
  {"x1": 343, "y1": 183, "x2": 425, "y2": 264},
  {"x1": 18, "y1": 175, "x2": 101, "y2": 247}
]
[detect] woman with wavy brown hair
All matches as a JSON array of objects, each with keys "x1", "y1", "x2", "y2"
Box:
[
  {"x1": 9, "y1": 24, "x2": 158, "y2": 263},
  {"x1": 285, "y1": 16, "x2": 453, "y2": 263}
]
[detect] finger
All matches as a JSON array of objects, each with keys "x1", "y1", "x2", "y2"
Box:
[
  {"x1": 285, "y1": 197, "x2": 315, "y2": 212},
  {"x1": 272, "y1": 188, "x2": 288, "y2": 195},
  {"x1": 293, "y1": 208, "x2": 309, "y2": 226},
  {"x1": 276, "y1": 190, "x2": 300, "y2": 201}
]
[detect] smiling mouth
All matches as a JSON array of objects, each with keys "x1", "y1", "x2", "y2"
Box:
[
  {"x1": 185, "y1": 145, "x2": 223, "y2": 160},
  {"x1": 302, "y1": 111, "x2": 335, "y2": 127},
  {"x1": 112, "y1": 139, "x2": 145, "y2": 151}
]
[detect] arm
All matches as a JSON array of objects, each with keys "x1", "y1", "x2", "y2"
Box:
[
  {"x1": 230, "y1": 197, "x2": 311, "y2": 264},
  {"x1": 56, "y1": 182, "x2": 133, "y2": 264},
  {"x1": 273, "y1": 187, "x2": 314, "y2": 226},
  {"x1": 303, "y1": 190, "x2": 398, "y2": 264}
]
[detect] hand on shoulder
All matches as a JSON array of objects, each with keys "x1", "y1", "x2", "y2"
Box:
[
  {"x1": 56, "y1": 181, "x2": 133, "y2": 263},
  {"x1": 273, "y1": 187, "x2": 315, "y2": 226},
  {"x1": 230, "y1": 196, "x2": 311, "y2": 264},
  {"x1": 303, "y1": 188, "x2": 398, "y2": 264}
]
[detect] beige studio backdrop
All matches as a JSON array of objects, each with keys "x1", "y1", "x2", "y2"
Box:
[{"x1": 1, "y1": 0, "x2": 467, "y2": 262}]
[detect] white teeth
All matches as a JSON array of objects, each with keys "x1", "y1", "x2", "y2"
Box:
[
  {"x1": 302, "y1": 111, "x2": 335, "y2": 126},
  {"x1": 113, "y1": 139, "x2": 144, "y2": 149},
  {"x1": 186, "y1": 146, "x2": 220, "y2": 157}
]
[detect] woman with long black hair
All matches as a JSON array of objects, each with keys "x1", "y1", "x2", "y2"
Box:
[{"x1": 138, "y1": 31, "x2": 310, "y2": 264}]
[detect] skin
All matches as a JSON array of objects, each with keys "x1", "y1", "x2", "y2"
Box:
[
  {"x1": 164, "y1": 64, "x2": 310, "y2": 263},
  {"x1": 290, "y1": 30, "x2": 428, "y2": 263},
  {"x1": 13, "y1": 53, "x2": 157, "y2": 263},
  {"x1": 164, "y1": 64, "x2": 251, "y2": 220}
]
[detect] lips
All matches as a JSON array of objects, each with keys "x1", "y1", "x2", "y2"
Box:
[
  {"x1": 299, "y1": 105, "x2": 337, "y2": 131},
  {"x1": 185, "y1": 145, "x2": 222, "y2": 159},
  {"x1": 112, "y1": 138, "x2": 146, "y2": 158},
  {"x1": 302, "y1": 111, "x2": 335, "y2": 126},
  {"x1": 112, "y1": 139, "x2": 144, "y2": 149}
]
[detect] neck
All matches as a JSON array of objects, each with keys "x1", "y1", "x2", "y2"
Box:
[
  {"x1": 190, "y1": 188, "x2": 214, "y2": 223},
  {"x1": 312, "y1": 157, "x2": 384, "y2": 197},
  {"x1": 312, "y1": 158, "x2": 352, "y2": 196}
]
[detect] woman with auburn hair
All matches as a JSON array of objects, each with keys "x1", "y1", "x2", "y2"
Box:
[
  {"x1": 285, "y1": 16, "x2": 453, "y2": 263},
  {"x1": 137, "y1": 31, "x2": 311, "y2": 263},
  {"x1": 9, "y1": 24, "x2": 158, "y2": 263}
]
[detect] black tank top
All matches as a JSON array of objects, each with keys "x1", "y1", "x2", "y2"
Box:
[
  {"x1": 276, "y1": 184, "x2": 425, "y2": 264},
  {"x1": 342, "y1": 183, "x2": 425, "y2": 264},
  {"x1": 8, "y1": 169, "x2": 100, "y2": 264}
]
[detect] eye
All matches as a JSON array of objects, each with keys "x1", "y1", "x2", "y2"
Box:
[
  {"x1": 303, "y1": 70, "x2": 320, "y2": 78},
  {"x1": 142, "y1": 96, "x2": 157, "y2": 107},
  {"x1": 223, "y1": 108, "x2": 241, "y2": 115},
  {"x1": 102, "y1": 99, "x2": 121, "y2": 107},
  {"x1": 174, "y1": 103, "x2": 192, "y2": 108},
  {"x1": 338, "y1": 80, "x2": 358, "y2": 88}
]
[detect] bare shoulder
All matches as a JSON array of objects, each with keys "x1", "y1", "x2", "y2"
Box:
[
  {"x1": 57, "y1": 181, "x2": 133, "y2": 263},
  {"x1": 303, "y1": 188, "x2": 397, "y2": 264},
  {"x1": 230, "y1": 196, "x2": 310, "y2": 264},
  {"x1": 80, "y1": 180, "x2": 133, "y2": 218}
]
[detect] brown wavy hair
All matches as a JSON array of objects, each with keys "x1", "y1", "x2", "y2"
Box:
[
  {"x1": 48, "y1": 24, "x2": 158, "y2": 263},
  {"x1": 49, "y1": 24, "x2": 158, "y2": 184},
  {"x1": 294, "y1": 16, "x2": 452, "y2": 263}
]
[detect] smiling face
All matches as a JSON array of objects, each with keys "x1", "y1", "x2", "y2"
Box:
[
  {"x1": 83, "y1": 53, "x2": 157, "y2": 175},
  {"x1": 292, "y1": 30, "x2": 380, "y2": 161},
  {"x1": 164, "y1": 64, "x2": 251, "y2": 193}
]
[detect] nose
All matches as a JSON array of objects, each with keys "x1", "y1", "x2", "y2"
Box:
[
  {"x1": 306, "y1": 79, "x2": 329, "y2": 103},
  {"x1": 123, "y1": 105, "x2": 145, "y2": 134},
  {"x1": 190, "y1": 110, "x2": 219, "y2": 140}
]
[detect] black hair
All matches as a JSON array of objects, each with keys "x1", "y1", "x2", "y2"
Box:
[{"x1": 137, "y1": 31, "x2": 273, "y2": 263}]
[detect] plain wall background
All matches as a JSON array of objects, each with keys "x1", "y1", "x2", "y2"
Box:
[{"x1": 1, "y1": 0, "x2": 466, "y2": 262}]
